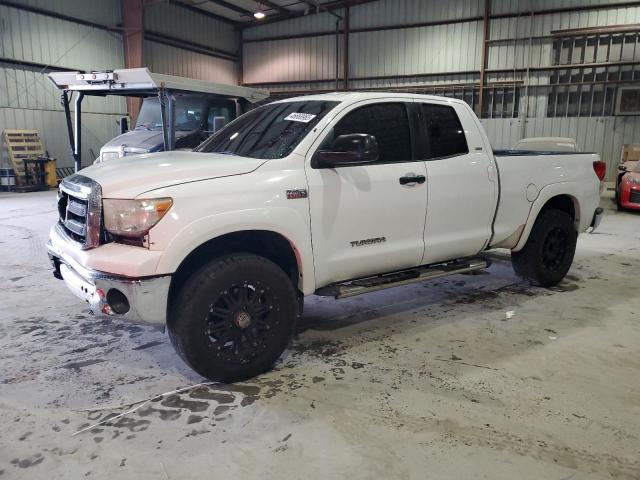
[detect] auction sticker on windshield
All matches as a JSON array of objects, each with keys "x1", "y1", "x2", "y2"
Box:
[{"x1": 284, "y1": 112, "x2": 317, "y2": 123}]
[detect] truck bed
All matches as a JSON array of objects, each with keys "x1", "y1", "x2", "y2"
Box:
[
  {"x1": 489, "y1": 150, "x2": 601, "y2": 250},
  {"x1": 493, "y1": 149, "x2": 594, "y2": 156}
]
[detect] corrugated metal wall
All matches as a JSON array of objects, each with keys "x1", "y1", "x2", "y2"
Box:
[
  {"x1": 0, "y1": 1, "x2": 239, "y2": 170},
  {"x1": 144, "y1": 2, "x2": 238, "y2": 84},
  {"x1": 242, "y1": 0, "x2": 640, "y2": 179},
  {"x1": 144, "y1": 42, "x2": 237, "y2": 85},
  {"x1": 3, "y1": 0, "x2": 639, "y2": 175},
  {"x1": 0, "y1": 1, "x2": 125, "y2": 168}
]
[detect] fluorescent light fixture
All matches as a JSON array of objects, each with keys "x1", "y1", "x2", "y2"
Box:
[{"x1": 254, "y1": 10, "x2": 266, "y2": 19}]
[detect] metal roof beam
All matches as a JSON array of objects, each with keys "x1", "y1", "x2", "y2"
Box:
[
  {"x1": 170, "y1": 1, "x2": 239, "y2": 25},
  {"x1": 241, "y1": 0, "x2": 378, "y2": 28},
  {"x1": 258, "y1": 0, "x2": 292, "y2": 15},
  {"x1": 204, "y1": 0, "x2": 255, "y2": 17}
]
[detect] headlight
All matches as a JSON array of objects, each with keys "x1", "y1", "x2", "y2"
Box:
[
  {"x1": 100, "y1": 151, "x2": 119, "y2": 162},
  {"x1": 103, "y1": 198, "x2": 173, "y2": 238},
  {"x1": 122, "y1": 146, "x2": 149, "y2": 156},
  {"x1": 627, "y1": 176, "x2": 640, "y2": 185}
]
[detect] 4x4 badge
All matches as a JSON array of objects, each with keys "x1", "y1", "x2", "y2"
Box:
[{"x1": 286, "y1": 189, "x2": 308, "y2": 199}]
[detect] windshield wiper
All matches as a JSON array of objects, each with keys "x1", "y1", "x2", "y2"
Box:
[{"x1": 214, "y1": 150, "x2": 239, "y2": 156}]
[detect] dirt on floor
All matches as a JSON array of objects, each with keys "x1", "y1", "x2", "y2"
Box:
[{"x1": 0, "y1": 190, "x2": 638, "y2": 480}]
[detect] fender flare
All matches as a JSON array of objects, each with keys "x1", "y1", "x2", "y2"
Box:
[
  {"x1": 154, "y1": 207, "x2": 316, "y2": 294},
  {"x1": 512, "y1": 182, "x2": 582, "y2": 252}
]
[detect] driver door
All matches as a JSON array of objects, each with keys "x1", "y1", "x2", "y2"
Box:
[{"x1": 305, "y1": 100, "x2": 428, "y2": 287}]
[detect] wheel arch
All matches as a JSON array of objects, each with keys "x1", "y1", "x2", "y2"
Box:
[
  {"x1": 168, "y1": 230, "x2": 303, "y2": 315},
  {"x1": 512, "y1": 186, "x2": 582, "y2": 252}
]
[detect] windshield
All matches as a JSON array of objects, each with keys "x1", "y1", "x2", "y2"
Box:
[
  {"x1": 135, "y1": 97, "x2": 209, "y2": 132},
  {"x1": 196, "y1": 100, "x2": 339, "y2": 159}
]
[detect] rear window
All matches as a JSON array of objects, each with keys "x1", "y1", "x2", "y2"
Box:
[{"x1": 420, "y1": 103, "x2": 469, "y2": 159}]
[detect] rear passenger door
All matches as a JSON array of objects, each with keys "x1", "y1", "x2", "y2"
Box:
[
  {"x1": 305, "y1": 100, "x2": 428, "y2": 286},
  {"x1": 416, "y1": 101, "x2": 497, "y2": 264}
]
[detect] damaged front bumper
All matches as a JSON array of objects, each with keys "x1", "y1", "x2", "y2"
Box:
[{"x1": 47, "y1": 240, "x2": 170, "y2": 326}]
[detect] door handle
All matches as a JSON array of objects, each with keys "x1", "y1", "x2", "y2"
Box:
[{"x1": 399, "y1": 174, "x2": 426, "y2": 185}]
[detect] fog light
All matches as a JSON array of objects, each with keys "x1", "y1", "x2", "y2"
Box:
[{"x1": 107, "y1": 289, "x2": 130, "y2": 314}]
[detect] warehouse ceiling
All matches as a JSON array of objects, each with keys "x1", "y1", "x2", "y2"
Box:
[{"x1": 175, "y1": 0, "x2": 377, "y2": 26}]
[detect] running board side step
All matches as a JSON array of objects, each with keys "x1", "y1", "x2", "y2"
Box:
[{"x1": 315, "y1": 257, "x2": 490, "y2": 299}]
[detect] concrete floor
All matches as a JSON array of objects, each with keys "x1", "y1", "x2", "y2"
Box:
[{"x1": 0, "y1": 190, "x2": 639, "y2": 480}]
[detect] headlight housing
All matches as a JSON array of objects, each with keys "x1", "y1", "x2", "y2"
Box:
[
  {"x1": 626, "y1": 175, "x2": 640, "y2": 185},
  {"x1": 100, "y1": 146, "x2": 149, "y2": 163},
  {"x1": 103, "y1": 198, "x2": 173, "y2": 238},
  {"x1": 100, "y1": 151, "x2": 119, "y2": 162}
]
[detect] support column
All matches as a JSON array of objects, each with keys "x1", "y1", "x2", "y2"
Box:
[
  {"x1": 121, "y1": 0, "x2": 144, "y2": 122},
  {"x1": 237, "y1": 27, "x2": 244, "y2": 85},
  {"x1": 343, "y1": 6, "x2": 350, "y2": 90},
  {"x1": 73, "y1": 93, "x2": 84, "y2": 172},
  {"x1": 477, "y1": 0, "x2": 490, "y2": 118}
]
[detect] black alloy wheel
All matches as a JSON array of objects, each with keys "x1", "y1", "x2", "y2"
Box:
[
  {"x1": 540, "y1": 227, "x2": 568, "y2": 272},
  {"x1": 205, "y1": 281, "x2": 279, "y2": 365},
  {"x1": 168, "y1": 254, "x2": 299, "y2": 382},
  {"x1": 511, "y1": 209, "x2": 577, "y2": 287}
]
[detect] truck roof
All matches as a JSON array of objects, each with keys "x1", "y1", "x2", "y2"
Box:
[
  {"x1": 272, "y1": 91, "x2": 468, "y2": 105},
  {"x1": 48, "y1": 68, "x2": 269, "y2": 103}
]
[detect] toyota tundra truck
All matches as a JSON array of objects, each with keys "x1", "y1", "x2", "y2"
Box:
[{"x1": 48, "y1": 93, "x2": 605, "y2": 382}]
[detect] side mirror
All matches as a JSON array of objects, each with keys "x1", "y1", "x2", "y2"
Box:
[
  {"x1": 312, "y1": 134, "x2": 379, "y2": 168},
  {"x1": 119, "y1": 116, "x2": 129, "y2": 134}
]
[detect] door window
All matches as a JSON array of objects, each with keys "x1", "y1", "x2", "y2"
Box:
[
  {"x1": 322, "y1": 103, "x2": 412, "y2": 163},
  {"x1": 419, "y1": 103, "x2": 469, "y2": 159}
]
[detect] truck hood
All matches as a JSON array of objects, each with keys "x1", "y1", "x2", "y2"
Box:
[
  {"x1": 101, "y1": 130, "x2": 193, "y2": 152},
  {"x1": 80, "y1": 151, "x2": 266, "y2": 198}
]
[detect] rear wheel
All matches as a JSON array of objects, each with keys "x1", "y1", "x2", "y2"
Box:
[
  {"x1": 168, "y1": 254, "x2": 298, "y2": 382},
  {"x1": 511, "y1": 209, "x2": 577, "y2": 287}
]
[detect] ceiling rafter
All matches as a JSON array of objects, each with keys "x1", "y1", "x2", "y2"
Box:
[
  {"x1": 241, "y1": 0, "x2": 379, "y2": 28},
  {"x1": 170, "y1": 1, "x2": 240, "y2": 25},
  {"x1": 257, "y1": 0, "x2": 292, "y2": 16},
  {"x1": 204, "y1": 0, "x2": 255, "y2": 18}
]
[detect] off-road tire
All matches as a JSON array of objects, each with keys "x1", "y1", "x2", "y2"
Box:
[
  {"x1": 168, "y1": 254, "x2": 298, "y2": 382},
  {"x1": 511, "y1": 209, "x2": 577, "y2": 287}
]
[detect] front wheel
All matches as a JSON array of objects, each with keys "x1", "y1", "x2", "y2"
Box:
[
  {"x1": 511, "y1": 209, "x2": 577, "y2": 287},
  {"x1": 168, "y1": 254, "x2": 299, "y2": 382}
]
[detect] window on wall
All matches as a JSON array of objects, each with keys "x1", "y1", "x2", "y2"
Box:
[
  {"x1": 382, "y1": 85, "x2": 520, "y2": 119},
  {"x1": 426, "y1": 87, "x2": 479, "y2": 114},
  {"x1": 547, "y1": 31, "x2": 640, "y2": 117},
  {"x1": 481, "y1": 87, "x2": 520, "y2": 119}
]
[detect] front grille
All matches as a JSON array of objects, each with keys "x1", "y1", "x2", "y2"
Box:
[
  {"x1": 57, "y1": 174, "x2": 102, "y2": 249},
  {"x1": 59, "y1": 193, "x2": 88, "y2": 242},
  {"x1": 630, "y1": 189, "x2": 640, "y2": 204}
]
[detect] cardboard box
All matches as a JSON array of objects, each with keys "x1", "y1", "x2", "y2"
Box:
[{"x1": 621, "y1": 144, "x2": 640, "y2": 162}]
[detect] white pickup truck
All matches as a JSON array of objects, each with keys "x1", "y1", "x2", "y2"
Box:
[{"x1": 48, "y1": 92, "x2": 605, "y2": 381}]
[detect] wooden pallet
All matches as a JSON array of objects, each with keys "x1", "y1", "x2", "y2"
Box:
[{"x1": 2, "y1": 129, "x2": 46, "y2": 186}]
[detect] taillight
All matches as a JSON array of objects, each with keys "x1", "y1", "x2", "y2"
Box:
[{"x1": 593, "y1": 160, "x2": 606, "y2": 181}]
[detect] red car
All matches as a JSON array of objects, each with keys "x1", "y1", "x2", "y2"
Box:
[{"x1": 616, "y1": 161, "x2": 640, "y2": 211}]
